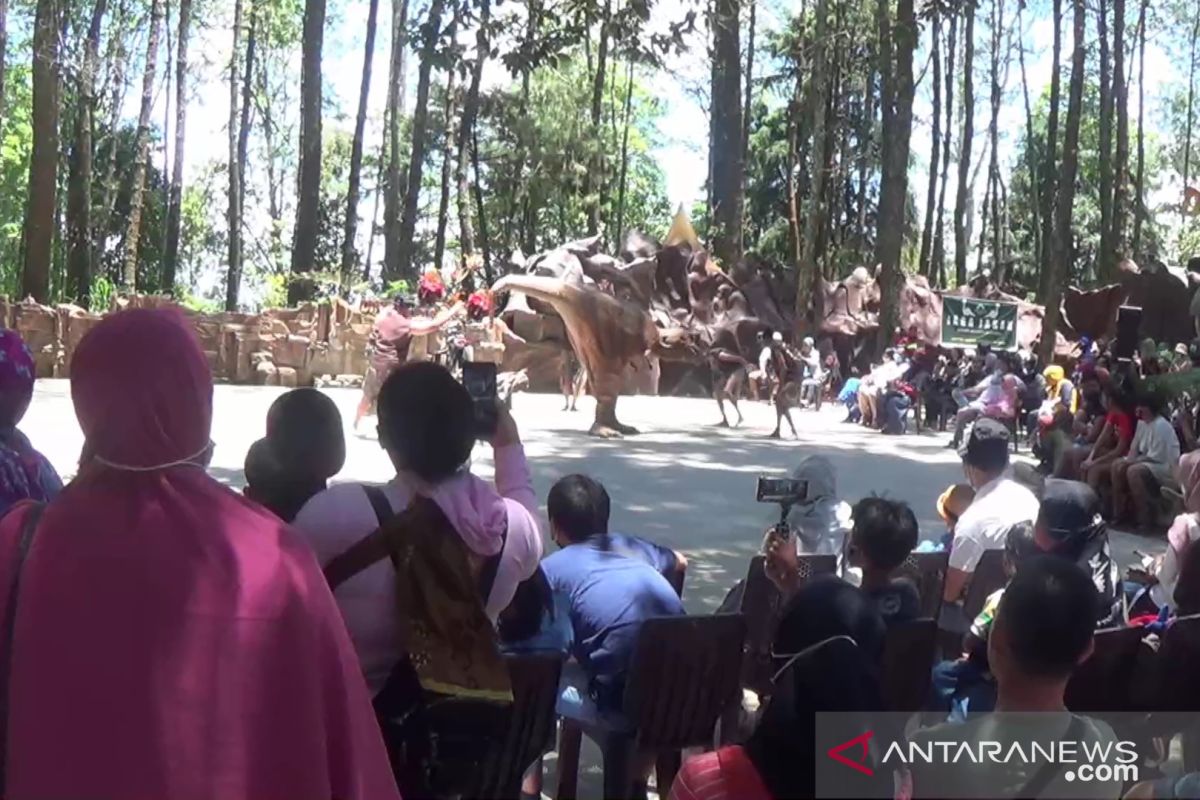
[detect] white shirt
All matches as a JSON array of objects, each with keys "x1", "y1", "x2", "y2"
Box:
[
  {"x1": 759, "y1": 346, "x2": 773, "y2": 373},
  {"x1": 949, "y1": 472, "x2": 1040, "y2": 572},
  {"x1": 1130, "y1": 415, "x2": 1181, "y2": 467}
]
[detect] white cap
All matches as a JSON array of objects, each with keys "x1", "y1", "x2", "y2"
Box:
[
  {"x1": 772, "y1": 332, "x2": 784, "y2": 343},
  {"x1": 803, "y1": 336, "x2": 815, "y2": 347}
]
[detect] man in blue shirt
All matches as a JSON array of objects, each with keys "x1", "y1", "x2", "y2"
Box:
[{"x1": 541, "y1": 474, "x2": 686, "y2": 721}]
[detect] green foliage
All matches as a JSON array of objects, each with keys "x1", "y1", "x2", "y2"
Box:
[
  {"x1": 0, "y1": 65, "x2": 32, "y2": 298},
  {"x1": 89, "y1": 275, "x2": 115, "y2": 313}
]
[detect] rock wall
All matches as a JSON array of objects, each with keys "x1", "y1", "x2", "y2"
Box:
[{"x1": 4, "y1": 295, "x2": 372, "y2": 386}]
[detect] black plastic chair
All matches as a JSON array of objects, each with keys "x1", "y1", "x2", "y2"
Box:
[
  {"x1": 1064, "y1": 625, "x2": 1145, "y2": 713},
  {"x1": 962, "y1": 548, "x2": 1008, "y2": 621},
  {"x1": 469, "y1": 652, "x2": 565, "y2": 800},
  {"x1": 898, "y1": 550, "x2": 950, "y2": 619},
  {"x1": 556, "y1": 614, "x2": 747, "y2": 800},
  {"x1": 882, "y1": 617, "x2": 938, "y2": 712}
]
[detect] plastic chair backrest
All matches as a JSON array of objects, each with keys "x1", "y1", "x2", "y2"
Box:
[
  {"x1": 881, "y1": 617, "x2": 938, "y2": 712},
  {"x1": 962, "y1": 548, "x2": 1008, "y2": 621}
]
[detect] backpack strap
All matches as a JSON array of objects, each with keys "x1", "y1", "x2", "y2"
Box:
[
  {"x1": 0, "y1": 502, "x2": 46, "y2": 793},
  {"x1": 1018, "y1": 715, "x2": 1085, "y2": 799},
  {"x1": 322, "y1": 486, "x2": 396, "y2": 591}
]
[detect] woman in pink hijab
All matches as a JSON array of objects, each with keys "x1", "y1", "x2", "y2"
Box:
[{"x1": 0, "y1": 309, "x2": 398, "y2": 799}]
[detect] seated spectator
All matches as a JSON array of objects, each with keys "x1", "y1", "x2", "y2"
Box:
[
  {"x1": 1034, "y1": 479, "x2": 1122, "y2": 628},
  {"x1": 670, "y1": 578, "x2": 888, "y2": 800},
  {"x1": 1125, "y1": 451, "x2": 1200, "y2": 614},
  {"x1": 844, "y1": 496, "x2": 921, "y2": 625},
  {"x1": 936, "y1": 482, "x2": 976, "y2": 549},
  {"x1": 542, "y1": 474, "x2": 684, "y2": 797},
  {"x1": 797, "y1": 337, "x2": 825, "y2": 409},
  {"x1": 930, "y1": 522, "x2": 1038, "y2": 720},
  {"x1": 1112, "y1": 388, "x2": 1181, "y2": 532},
  {"x1": 1077, "y1": 383, "x2": 1135, "y2": 496},
  {"x1": 293, "y1": 363, "x2": 542, "y2": 792},
  {"x1": 243, "y1": 387, "x2": 346, "y2": 521},
  {"x1": 0, "y1": 329, "x2": 61, "y2": 515},
  {"x1": 0, "y1": 309, "x2": 397, "y2": 799},
  {"x1": 498, "y1": 567, "x2": 573, "y2": 655},
  {"x1": 912, "y1": 557, "x2": 1122, "y2": 800},
  {"x1": 940, "y1": 419, "x2": 1039, "y2": 635},
  {"x1": 838, "y1": 371, "x2": 863, "y2": 423},
  {"x1": 1028, "y1": 364, "x2": 1076, "y2": 436},
  {"x1": 881, "y1": 377, "x2": 917, "y2": 435},
  {"x1": 949, "y1": 355, "x2": 1024, "y2": 449},
  {"x1": 764, "y1": 457, "x2": 853, "y2": 593}
]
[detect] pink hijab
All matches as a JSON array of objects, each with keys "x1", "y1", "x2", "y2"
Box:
[
  {"x1": 1171, "y1": 451, "x2": 1200, "y2": 555},
  {"x1": 0, "y1": 309, "x2": 398, "y2": 799}
]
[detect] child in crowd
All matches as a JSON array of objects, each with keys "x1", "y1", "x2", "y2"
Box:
[
  {"x1": 929, "y1": 521, "x2": 1039, "y2": 720},
  {"x1": 935, "y1": 483, "x2": 976, "y2": 550},
  {"x1": 243, "y1": 388, "x2": 346, "y2": 522},
  {"x1": 844, "y1": 496, "x2": 922, "y2": 625}
]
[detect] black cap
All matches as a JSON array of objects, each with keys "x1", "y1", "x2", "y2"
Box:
[
  {"x1": 959, "y1": 417, "x2": 1011, "y2": 470},
  {"x1": 1038, "y1": 479, "x2": 1103, "y2": 540}
]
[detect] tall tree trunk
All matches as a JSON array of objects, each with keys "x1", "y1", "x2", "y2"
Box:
[
  {"x1": 66, "y1": 0, "x2": 107, "y2": 306},
  {"x1": 932, "y1": 11, "x2": 956, "y2": 288},
  {"x1": 339, "y1": 0, "x2": 380, "y2": 285},
  {"x1": 94, "y1": 0, "x2": 130, "y2": 258},
  {"x1": 456, "y1": 0, "x2": 489, "y2": 258},
  {"x1": 290, "y1": 0, "x2": 326, "y2": 303},
  {"x1": 1097, "y1": 0, "x2": 1113, "y2": 279},
  {"x1": 121, "y1": 0, "x2": 164, "y2": 290},
  {"x1": 234, "y1": 6, "x2": 256, "y2": 301},
  {"x1": 512, "y1": 0, "x2": 538, "y2": 257},
  {"x1": 1184, "y1": 9, "x2": 1200, "y2": 223},
  {"x1": 918, "y1": 7, "x2": 941, "y2": 277},
  {"x1": 0, "y1": 0, "x2": 9, "y2": 132},
  {"x1": 710, "y1": 0, "x2": 744, "y2": 266},
  {"x1": 1041, "y1": 0, "x2": 1085, "y2": 363},
  {"x1": 786, "y1": 76, "x2": 802, "y2": 270},
  {"x1": 396, "y1": 0, "x2": 446, "y2": 281},
  {"x1": 583, "y1": 0, "x2": 611, "y2": 237},
  {"x1": 22, "y1": 0, "x2": 60, "y2": 302},
  {"x1": 742, "y1": 0, "x2": 755, "y2": 182},
  {"x1": 1016, "y1": 1, "x2": 1039, "y2": 274},
  {"x1": 1111, "y1": 0, "x2": 1129, "y2": 263},
  {"x1": 471, "y1": 126, "x2": 491, "y2": 278},
  {"x1": 226, "y1": 0, "x2": 243, "y2": 310},
  {"x1": 162, "y1": 0, "x2": 190, "y2": 295},
  {"x1": 433, "y1": 60, "x2": 458, "y2": 273},
  {"x1": 876, "y1": 0, "x2": 916, "y2": 344},
  {"x1": 382, "y1": 0, "x2": 410, "y2": 281},
  {"x1": 615, "y1": 59, "x2": 634, "y2": 250},
  {"x1": 1037, "y1": 0, "x2": 1062, "y2": 301},
  {"x1": 1133, "y1": 0, "x2": 1147, "y2": 256},
  {"x1": 953, "y1": 0, "x2": 975, "y2": 287},
  {"x1": 799, "y1": 0, "x2": 830, "y2": 323},
  {"x1": 985, "y1": 0, "x2": 1003, "y2": 281}
]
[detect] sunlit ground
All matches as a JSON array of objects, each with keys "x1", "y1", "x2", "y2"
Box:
[{"x1": 24, "y1": 381, "x2": 1166, "y2": 797}]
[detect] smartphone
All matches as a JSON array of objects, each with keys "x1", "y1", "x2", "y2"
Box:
[
  {"x1": 756, "y1": 476, "x2": 808, "y2": 505},
  {"x1": 462, "y1": 362, "x2": 499, "y2": 438}
]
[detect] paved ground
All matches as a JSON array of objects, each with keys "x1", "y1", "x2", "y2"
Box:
[{"x1": 22, "y1": 381, "x2": 1166, "y2": 798}]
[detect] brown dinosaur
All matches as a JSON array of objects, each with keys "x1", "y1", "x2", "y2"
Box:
[{"x1": 492, "y1": 275, "x2": 661, "y2": 438}]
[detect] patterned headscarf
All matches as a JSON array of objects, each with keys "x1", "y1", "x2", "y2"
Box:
[{"x1": 0, "y1": 329, "x2": 35, "y2": 429}]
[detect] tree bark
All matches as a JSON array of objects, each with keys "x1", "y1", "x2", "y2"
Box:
[
  {"x1": 382, "y1": 0, "x2": 410, "y2": 281},
  {"x1": 290, "y1": 0, "x2": 327, "y2": 303},
  {"x1": 710, "y1": 0, "x2": 744, "y2": 266},
  {"x1": 1184, "y1": 9, "x2": 1200, "y2": 223},
  {"x1": 615, "y1": 59, "x2": 634, "y2": 250},
  {"x1": 1016, "y1": 1, "x2": 1039, "y2": 273},
  {"x1": 512, "y1": 0, "x2": 539, "y2": 257},
  {"x1": 121, "y1": 0, "x2": 165, "y2": 290},
  {"x1": 433, "y1": 58, "x2": 458, "y2": 273},
  {"x1": 799, "y1": 0, "x2": 830, "y2": 322},
  {"x1": 339, "y1": 0, "x2": 380, "y2": 286},
  {"x1": 66, "y1": 0, "x2": 107, "y2": 306},
  {"x1": 471, "y1": 125, "x2": 491, "y2": 278},
  {"x1": 0, "y1": 0, "x2": 9, "y2": 132},
  {"x1": 456, "y1": 0, "x2": 490, "y2": 259},
  {"x1": 1041, "y1": 0, "x2": 1085, "y2": 363},
  {"x1": 953, "y1": 0, "x2": 975, "y2": 288},
  {"x1": 1111, "y1": 0, "x2": 1129, "y2": 263},
  {"x1": 1037, "y1": 0, "x2": 1062, "y2": 302},
  {"x1": 786, "y1": 75, "x2": 802, "y2": 271},
  {"x1": 94, "y1": 0, "x2": 130, "y2": 256},
  {"x1": 396, "y1": 0, "x2": 446, "y2": 281},
  {"x1": 1132, "y1": 0, "x2": 1147, "y2": 256},
  {"x1": 985, "y1": 0, "x2": 1003, "y2": 281},
  {"x1": 918, "y1": 6, "x2": 941, "y2": 278},
  {"x1": 742, "y1": 0, "x2": 755, "y2": 183},
  {"x1": 932, "y1": 11, "x2": 956, "y2": 288},
  {"x1": 583, "y1": 0, "x2": 611, "y2": 237},
  {"x1": 876, "y1": 0, "x2": 916, "y2": 345},
  {"x1": 226, "y1": 0, "x2": 243, "y2": 310},
  {"x1": 22, "y1": 0, "x2": 60, "y2": 302},
  {"x1": 162, "y1": 0, "x2": 190, "y2": 295},
  {"x1": 228, "y1": 5, "x2": 256, "y2": 310},
  {"x1": 1097, "y1": 0, "x2": 1113, "y2": 279}
]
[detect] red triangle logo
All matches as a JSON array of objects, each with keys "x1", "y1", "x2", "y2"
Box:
[{"x1": 827, "y1": 730, "x2": 875, "y2": 776}]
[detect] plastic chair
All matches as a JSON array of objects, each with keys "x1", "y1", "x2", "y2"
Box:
[
  {"x1": 881, "y1": 617, "x2": 938, "y2": 711},
  {"x1": 1064, "y1": 625, "x2": 1145, "y2": 713},
  {"x1": 556, "y1": 614, "x2": 747, "y2": 800},
  {"x1": 898, "y1": 550, "x2": 950, "y2": 619},
  {"x1": 470, "y1": 652, "x2": 565, "y2": 799},
  {"x1": 962, "y1": 548, "x2": 1008, "y2": 621}
]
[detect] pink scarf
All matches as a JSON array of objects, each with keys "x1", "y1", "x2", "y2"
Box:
[{"x1": 0, "y1": 309, "x2": 398, "y2": 799}]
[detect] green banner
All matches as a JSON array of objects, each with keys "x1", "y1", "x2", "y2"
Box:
[{"x1": 940, "y1": 296, "x2": 1018, "y2": 350}]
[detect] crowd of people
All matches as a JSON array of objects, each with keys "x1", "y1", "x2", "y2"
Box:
[{"x1": 0, "y1": 307, "x2": 1197, "y2": 800}]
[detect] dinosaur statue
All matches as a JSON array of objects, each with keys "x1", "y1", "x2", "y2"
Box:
[{"x1": 492, "y1": 274, "x2": 661, "y2": 438}]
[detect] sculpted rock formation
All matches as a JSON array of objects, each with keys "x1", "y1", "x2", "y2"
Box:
[{"x1": 492, "y1": 274, "x2": 661, "y2": 438}]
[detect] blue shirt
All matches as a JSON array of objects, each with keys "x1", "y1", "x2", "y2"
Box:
[
  {"x1": 541, "y1": 536, "x2": 685, "y2": 711},
  {"x1": 501, "y1": 591, "x2": 574, "y2": 656},
  {"x1": 604, "y1": 532, "x2": 679, "y2": 576}
]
